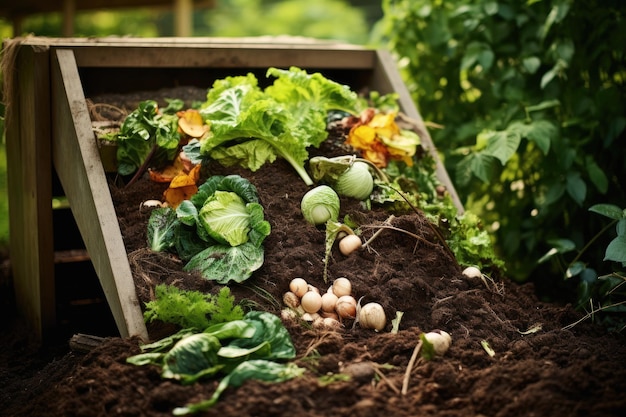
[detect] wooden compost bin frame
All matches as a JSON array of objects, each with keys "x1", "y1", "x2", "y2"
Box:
[{"x1": 4, "y1": 37, "x2": 461, "y2": 342}]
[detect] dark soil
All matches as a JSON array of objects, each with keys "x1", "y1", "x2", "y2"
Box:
[{"x1": 2, "y1": 88, "x2": 626, "y2": 417}]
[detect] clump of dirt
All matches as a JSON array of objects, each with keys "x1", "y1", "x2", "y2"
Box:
[{"x1": 2, "y1": 88, "x2": 626, "y2": 417}]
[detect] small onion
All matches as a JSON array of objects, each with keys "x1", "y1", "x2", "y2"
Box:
[
  {"x1": 320, "y1": 311, "x2": 340, "y2": 321},
  {"x1": 423, "y1": 330, "x2": 452, "y2": 356},
  {"x1": 302, "y1": 312, "x2": 320, "y2": 322},
  {"x1": 462, "y1": 266, "x2": 482, "y2": 279},
  {"x1": 289, "y1": 278, "x2": 308, "y2": 298},
  {"x1": 339, "y1": 234, "x2": 362, "y2": 256},
  {"x1": 307, "y1": 284, "x2": 320, "y2": 294},
  {"x1": 300, "y1": 185, "x2": 340, "y2": 226},
  {"x1": 334, "y1": 161, "x2": 374, "y2": 200},
  {"x1": 357, "y1": 302, "x2": 386, "y2": 331},
  {"x1": 301, "y1": 291, "x2": 323, "y2": 313},
  {"x1": 321, "y1": 292, "x2": 338, "y2": 313},
  {"x1": 332, "y1": 277, "x2": 352, "y2": 297},
  {"x1": 282, "y1": 291, "x2": 300, "y2": 309},
  {"x1": 336, "y1": 295, "x2": 357, "y2": 319}
]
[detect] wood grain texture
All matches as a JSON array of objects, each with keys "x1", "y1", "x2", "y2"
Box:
[
  {"x1": 50, "y1": 49, "x2": 148, "y2": 340},
  {"x1": 5, "y1": 43, "x2": 55, "y2": 340}
]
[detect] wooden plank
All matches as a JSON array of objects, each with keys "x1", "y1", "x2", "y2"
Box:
[
  {"x1": 71, "y1": 45, "x2": 375, "y2": 70},
  {"x1": 50, "y1": 48, "x2": 148, "y2": 340},
  {"x1": 372, "y1": 50, "x2": 464, "y2": 213},
  {"x1": 13, "y1": 37, "x2": 373, "y2": 69},
  {"x1": 5, "y1": 42, "x2": 56, "y2": 340}
]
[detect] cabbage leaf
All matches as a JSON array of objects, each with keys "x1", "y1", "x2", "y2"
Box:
[{"x1": 146, "y1": 174, "x2": 270, "y2": 283}]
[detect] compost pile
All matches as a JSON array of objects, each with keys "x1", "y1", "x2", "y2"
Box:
[{"x1": 2, "y1": 84, "x2": 626, "y2": 417}]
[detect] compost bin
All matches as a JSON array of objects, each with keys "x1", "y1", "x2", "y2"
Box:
[{"x1": 2, "y1": 36, "x2": 461, "y2": 342}]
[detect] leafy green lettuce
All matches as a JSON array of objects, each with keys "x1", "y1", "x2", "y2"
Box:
[
  {"x1": 146, "y1": 175, "x2": 271, "y2": 283},
  {"x1": 191, "y1": 67, "x2": 360, "y2": 185}
]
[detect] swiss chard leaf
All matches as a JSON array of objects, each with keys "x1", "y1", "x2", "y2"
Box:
[{"x1": 116, "y1": 100, "x2": 182, "y2": 176}]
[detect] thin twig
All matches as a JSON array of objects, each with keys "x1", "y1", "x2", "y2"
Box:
[
  {"x1": 372, "y1": 365, "x2": 400, "y2": 395},
  {"x1": 363, "y1": 224, "x2": 437, "y2": 248},
  {"x1": 387, "y1": 184, "x2": 457, "y2": 262},
  {"x1": 562, "y1": 299, "x2": 626, "y2": 331},
  {"x1": 362, "y1": 215, "x2": 395, "y2": 248},
  {"x1": 401, "y1": 339, "x2": 423, "y2": 395}
]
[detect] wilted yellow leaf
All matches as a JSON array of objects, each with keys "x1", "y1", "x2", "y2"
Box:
[{"x1": 178, "y1": 109, "x2": 209, "y2": 138}]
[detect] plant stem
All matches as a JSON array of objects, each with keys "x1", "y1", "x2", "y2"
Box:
[
  {"x1": 387, "y1": 184, "x2": 457, "y2": 262},
  {"x1": 569, "y1": 219, "x2": 618, "y2": 267},
  {"x1": 126, "y1": 143, "x2": 157, "y2": 188}
]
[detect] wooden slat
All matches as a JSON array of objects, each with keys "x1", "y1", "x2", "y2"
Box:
[
  {"x1": 5, "y1": 43, "x2": 56, "y2": 340},
  {"x1": 50, "y1": 48, "x2": 148, "y2": 340},
  {"x1": 71, "y1": 45, "x2": 375, "y2": 70},
  {"x1": 14, "y1": 37, "x2": 373, "y2": 69},
  {"x1": 372, "y1": 49, "x2": 464, "y2": 213}
]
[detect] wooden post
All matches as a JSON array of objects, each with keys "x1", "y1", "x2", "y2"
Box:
[
  {"x1": 50, "y1": 49, "x2": 148, "y2": 340},
  {"x1": 5, "y1": 42, "x2": 56, "y2": 340},
  {"x1": 174, "y1": 0, "x2": 193, "y2": 37},
  {"x1": 62, "y1": 0, "x2": 76, "y2": 37}
]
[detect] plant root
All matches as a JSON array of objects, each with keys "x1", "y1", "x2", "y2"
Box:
[{"x1": 401, "y1": 338, "x2": 424, "y2": 395}]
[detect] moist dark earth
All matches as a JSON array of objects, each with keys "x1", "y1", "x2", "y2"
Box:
[{"x1": 2, "y1": 87, "x2": 626, "y2": 417}]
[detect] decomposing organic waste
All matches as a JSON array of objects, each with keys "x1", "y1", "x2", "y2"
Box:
[{"x1": 95, "y1": 65, "x2": 510, "y2": 414}]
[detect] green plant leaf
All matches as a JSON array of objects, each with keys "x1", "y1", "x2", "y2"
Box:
[
  {"x1": 585, "y1": 157, "x2": 609, "y2": 194},
  {"x1": 538, "y1": 238, "x2": 576, "y2": 264},
  {"x1": 467, "y1": 152, "x2": 498, "y2": 183},
  {"x1": 484, "y1": 130, "x2": 521, "y2": 165},
  {"x1": 184, "y1": 243, "x2": 265, "y2": 284},
  {"x1": 461, "y1": 41, "x2": 494, "y2": 71},
  {"x1": 522, "y1": 56, "x2": 541, "y2": 74},
  {"x1": 589, "y1": 204, "x2": 624, "y2": 220},
  {"x1": 605, "y1": 234, "x2": 626, "y2": 264},
  {"x1": 566, "y1": 172, "x2": 586, "y2": 206}
]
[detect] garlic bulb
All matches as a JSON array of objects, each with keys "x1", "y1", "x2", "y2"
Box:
[{"x1": 357, "y1": 302, "x2": 386, "y2": 331}]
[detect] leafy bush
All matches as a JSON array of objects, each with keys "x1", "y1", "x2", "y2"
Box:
[{"x1": 377, "y1": 0, "x2": 626, "y2": 305}]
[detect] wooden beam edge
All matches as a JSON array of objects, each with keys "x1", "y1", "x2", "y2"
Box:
[{"x1": 51, "y1": 48, "x2": 148, "y2": 341}]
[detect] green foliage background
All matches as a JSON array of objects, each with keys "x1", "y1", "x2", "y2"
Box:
[{"x1": 376, "y1": 0, "x2": 626, "y2": 326}]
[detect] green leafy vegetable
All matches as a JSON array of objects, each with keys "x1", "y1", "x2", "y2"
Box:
[
  {"x1": 127, "y1": 311, "x2": 303, "y2": 413},
  {"x1": 191, "y1": 67, "x2": 360, "y2": 185},
  {"x1": 116, "y1": 99, "x2": 183, "y2": 176},
  {"x1": 143, "y1": 285, "x2": 244, "y2": 330},
  {"x1": 146, "y1": 175, "x2": 271, "y2": 283},
  {"x1": 147, "y1": 207, "x2": 180, "y2": 252},
  {"x1": 183, "y1": 242, "x2": 265, "y2": 284},
  {"x1": 173, "y1": 360, "x2": 305, "y2": 415}
]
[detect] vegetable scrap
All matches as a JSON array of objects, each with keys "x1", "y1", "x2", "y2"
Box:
[{"x1": 346, "y1": 109, "x2": 421, "y2": 168}]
